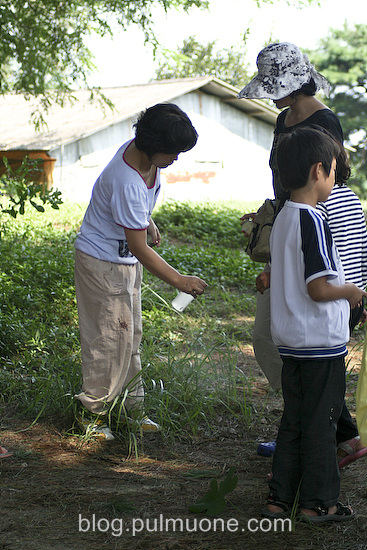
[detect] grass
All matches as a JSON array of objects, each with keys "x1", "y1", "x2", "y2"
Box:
[
  {"x1": 0, "y1": 199, "x2": 264, "y2": 443},
  {"x1": 2, "y1": 200, "x2": 366, "y2": 550}
]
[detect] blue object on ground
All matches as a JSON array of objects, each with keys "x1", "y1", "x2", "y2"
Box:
[{"x1": 257, "y1": 441, "x2": 276, "y2": 457}]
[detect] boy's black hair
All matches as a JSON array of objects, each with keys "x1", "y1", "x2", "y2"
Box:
[
  {"x1": 133, "y1": 103, "x2": 198, "y2": 158},
  {"x1": 276, "y1": 126, "x2": 340, "y2": 191}
]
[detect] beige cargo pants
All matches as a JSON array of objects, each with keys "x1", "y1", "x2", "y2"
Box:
[{"x1": 74, "y1": 249, "x2": 144, "y2": 414}]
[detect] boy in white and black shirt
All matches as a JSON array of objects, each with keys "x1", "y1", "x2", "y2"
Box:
[{"x1": 264, "y1": 127, "x2": 367, "y2": 523}]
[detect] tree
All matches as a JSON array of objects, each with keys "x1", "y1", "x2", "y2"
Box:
[
  {"x1": 0, "y1": 0, "x2": 208, "y2": 214},
  {"x1": 308, "y1": 24, "x2": 367, "y2": 197},
  {"x1": 155, "y1": 34, "x2": 250, "y2": 88},
  {"x1": 0, "y1": 0, "x2": 321, "y2": 104},
  {"x1": 0, "y1": 157, "x2": 62, "y2": 221},
  {"x1": 0, "y1": 0, "x2": 209, "y2": 113}
]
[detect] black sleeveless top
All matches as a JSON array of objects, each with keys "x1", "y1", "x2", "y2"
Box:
[{"x1": 270, "y1": 108, "x2": 344, "y2": 206}]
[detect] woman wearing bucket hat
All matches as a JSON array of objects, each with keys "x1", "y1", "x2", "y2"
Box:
[
  {"x1": 238, "y1": 41, "x2": 331, "y2": 102},
  {"x1": 238, "y1": 42, "x2": 367, "y2": 517},
  {"x1": 239, "y1": 42, "x2": 339, "y2": 208}
]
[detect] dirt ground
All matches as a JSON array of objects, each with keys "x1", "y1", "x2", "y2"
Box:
[{"x1": 1, "y1": 337, "x2": 367, "y2": 550}]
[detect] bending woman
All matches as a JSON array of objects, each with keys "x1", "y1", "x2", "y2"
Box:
[{"x1": 74, "y1": 103, "x2": 207, "y2": 439}]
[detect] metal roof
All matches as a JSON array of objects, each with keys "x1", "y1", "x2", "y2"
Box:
[{"x1": 0, "y1": 76, "x2": 278, "y2": 151}]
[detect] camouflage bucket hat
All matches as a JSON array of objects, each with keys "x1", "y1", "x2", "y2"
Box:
[{"x1": 238, "y1": 42, "x2": 330, "y2": 100}]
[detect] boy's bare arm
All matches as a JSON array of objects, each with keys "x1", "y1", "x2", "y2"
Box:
[{"x1": 307, "y1": 277, "x2": 367, "y2": 308}]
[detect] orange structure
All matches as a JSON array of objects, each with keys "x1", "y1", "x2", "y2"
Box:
[{"x1": 0, "y1": 150, "x2": 56, "y2": 190}]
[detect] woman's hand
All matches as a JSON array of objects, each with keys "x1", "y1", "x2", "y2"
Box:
[
  {"x1": 125, "y1": 228, "x2": 208, "y2": 295},
  {"x1": 240, "y1": 212, "x2": 256, "y2": 236},
  {"x1": 240, "y1": 212, "x2": 257, "y2": 222},
  {"x1": 176, "y1": 275, "x2": 208, "y2": 298},
  {"x1": 147, "y1": 218, "x2": 161, "y2": 247},
  {"x1": 256, "y1": 271, "x2": 270, "y2": 293}
]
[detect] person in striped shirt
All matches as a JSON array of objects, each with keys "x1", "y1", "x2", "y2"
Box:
[{"x1": 317, "y1": 182, "x2": 367, "y2": 329}]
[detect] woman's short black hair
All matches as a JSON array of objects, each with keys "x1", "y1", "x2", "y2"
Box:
[
  {"x1": 291, "y1": 77, "x2": 317, "y2": 98},
  {"x1": 335, "y1": 140, "x2": 351, "y2": 184},
  {"x1": 133, "y1": 103, "x2": 198, "y2": 158},
  {"x1": 276, "y1": 126, "x2": 340, "y2": 191}
]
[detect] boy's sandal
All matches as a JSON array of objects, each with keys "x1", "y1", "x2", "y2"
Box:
[
  {"x1": 338, "y1": 436, "x2": 367, "y2": 469},
  {"x1": 261, "y1": 493, "x2": 290, "y2": 519},
  {"x1": 299, "y1": 502, "x2": 355, "y2": 523}
]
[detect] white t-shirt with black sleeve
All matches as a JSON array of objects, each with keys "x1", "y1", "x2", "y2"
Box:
[
  {"x1": 74, "y1": 140, "x2": 161, "y2": 265},
  {"x1": 270, "y1": 200, "x2": 350, "y2": 359}
]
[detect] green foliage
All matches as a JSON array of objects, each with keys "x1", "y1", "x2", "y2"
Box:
[
  {"x1": 152, "y1": 200, "x2": 264, "y2": 287},
  {"x1": 155, "y1": 34, "x2": 250, "y2": 87},
  {"x1": 153, "y1": 200, "x2": 255, "y2": 248},
  {"x1": 157, "y1": 242, "x2": 260, "y2": 287},
  {"x1": 142, "y1": 334, "x2": 256, "y2": 438},
  {"x1": 188, "y1": 467, "x2": 238, "y2": 515},
  {"x1": 0, "y1": 0, "x2": 208, "y2": 118},
  {"x1": 0, "y1": 200, "x2": 259, "y2": 438},
  {"x1": 307, "y1": 23, "x2": 367, "y2": 197},
  {"x1": 0, "y1": 156, "x2": 62, "y2": 219},
  {"x1": 0, "y1": 207, "x2": 81, "y2": 417}
]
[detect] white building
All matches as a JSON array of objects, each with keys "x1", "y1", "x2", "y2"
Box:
[{"x1": 0, "y1": 77, "x2": 278, "y2": 204}]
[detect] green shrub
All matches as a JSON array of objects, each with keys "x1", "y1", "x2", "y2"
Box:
[
  {"x1": 155, "y1": 240, "x2": 263, "y2": 288},
  {"x1": 153, "y1": 199, "x2": 261, "y2": 248}
]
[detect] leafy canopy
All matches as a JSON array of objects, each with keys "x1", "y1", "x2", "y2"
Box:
[
  {"x1": 155, "y1": 34, "x2": 250, "y2": 87},
  {"x1": 0, "y1": 0, "x2": 208, "y2": 215},
  {"x1": 0, "y1": 0, "x2": 208, "y2": 104},
  {"x1": 308, "y1": 23, "x2": 367, "y2": 196},
  {"x1": 0, "y1": 0, "x2": 321, "y2": 102}
]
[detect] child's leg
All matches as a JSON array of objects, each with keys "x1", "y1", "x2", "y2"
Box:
[
  {"x1": 269, "y1": 357, "x2": 303, "y2": 505},
  {"x1": 299, "y1": 357, "x2": 345, "y2": 510},
  {"x1": 336, "y1": 402, "x2": 359, "y2": 445}
]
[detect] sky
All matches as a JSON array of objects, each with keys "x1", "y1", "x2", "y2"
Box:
[{"x1": 86, "y1": 0, "x2": 364, "y2": 88}]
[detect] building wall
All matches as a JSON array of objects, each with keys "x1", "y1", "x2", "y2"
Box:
[
  {"x1": 49, "y1": 119, "x2": 134, "y2": 203},
  {"x1": 50, "y1": 91, "x2": 275, "y2": 205}
]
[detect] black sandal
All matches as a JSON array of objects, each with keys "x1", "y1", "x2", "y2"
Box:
[
  {"x1": 299, "y1": 501, "x2": 355, "y2": 523},
  {"x1": 262, "y1": 492, "x2": 290, "y2": 519}
]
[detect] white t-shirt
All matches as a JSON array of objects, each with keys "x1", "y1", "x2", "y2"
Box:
[
  {"x1": 75, "y1": 140, "x2": 161, "y2": 264},
  {"x1": 270, "y1": 200, "x2": 350, "y2": 359}
]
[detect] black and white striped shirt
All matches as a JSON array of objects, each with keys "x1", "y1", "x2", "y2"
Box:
[{"x1": 317, "y1": 185, "x2": 367, "y2": 290}]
